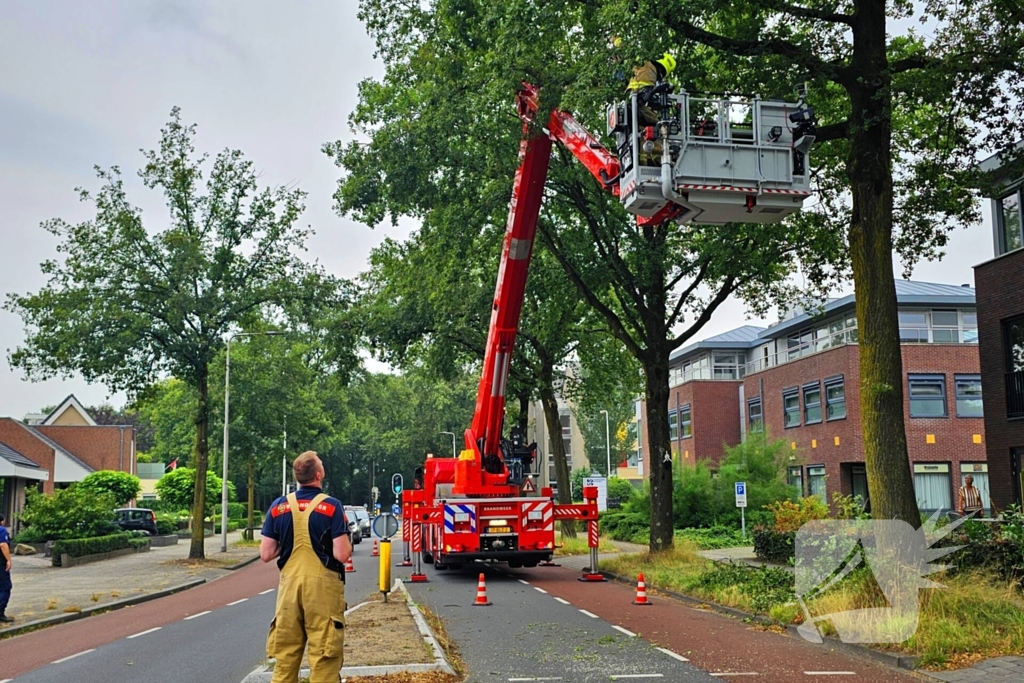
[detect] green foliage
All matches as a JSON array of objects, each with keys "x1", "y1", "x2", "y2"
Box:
[
  {"x1": 13, "y1": 527, "x2": 46, "y2": 544},
  {"x1": 51, "y1": 533, "x2": 132, "y2": 566},
  {"x1": 132, "y1": 379, "x2": 198, "y2": 468},
  {"x1": 18, "y1": 487, "x2": 118, "y2": 541},
  {"x1": 78, "y1": 471, "x2": 142, "y2": 507},
  {"x1": 155, "y1": 468, "x2": 234, "y2": 517},
  {"x1": 697, "y1": 564, "x2": 795, "y2": 612},
  {"x1": 752, "y1": 528, "x2": 796, "y2": 564},
  {"x1": 766, "y1": 497, "x2": 829, "y2": 533},
  {"x1": 674, "y1": 527, "x2": 748, "y2": 550},
  {"x1": 937, "y1": 506, "x2": 1024, "y2": 585},
  {"x1": 606, "y1": 477, "x2": 638, "y2": 503},
  {"x1": 599, "y1": 511, "x2": 649, "y2": 543},
  {"x1": 154, "y1": 518, "x2": 177, "y2": 536}
]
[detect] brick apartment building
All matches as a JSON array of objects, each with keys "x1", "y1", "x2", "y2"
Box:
[
  {"x1": 975, "y1": 143, "x2": 1024, "y2": 510},
  {"x1": 638, "y1": 280, "x2": 987, "y2": 515}
]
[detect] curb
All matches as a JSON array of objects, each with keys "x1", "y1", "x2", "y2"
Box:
[
  {"x1": 0, "y1": 578, "x2": 207, "y2": 639},
  {"x1": 240, "y1": 579, "x2": 456, "y2": 683},
  {"x1": 225, "y1": 554, "x2": 261, "y2": 571},
  {"x1": 600, "y1": 568, "x2": 921, "y2": 672}
]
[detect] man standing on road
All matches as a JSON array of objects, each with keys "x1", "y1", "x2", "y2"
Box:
[
  {"x1": 260, "y1": 451, "x2": 352, "y2": 683},
  {"x1": 0, "y1": 513, "x2": 13, "y2": 623}
]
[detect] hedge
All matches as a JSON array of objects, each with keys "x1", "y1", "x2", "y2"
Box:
[
  {"x1": 52, "y1": 533, "x2": 131, "y2": 566},
  {"x1": 752, "y1": 527, "x2": 795, "y2": 564}
]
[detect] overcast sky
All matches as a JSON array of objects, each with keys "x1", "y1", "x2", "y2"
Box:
[{"x1": 0, "y1": 1, "x2": 997, "y2": 418}]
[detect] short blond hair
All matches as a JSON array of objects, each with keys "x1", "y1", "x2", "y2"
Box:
[{"x1": 293, "y1": 451, "x2": 322, "y2": 485}]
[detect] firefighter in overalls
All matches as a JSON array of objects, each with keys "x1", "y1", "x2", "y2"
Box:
[{"x1": 260, "y1": 451, "x2": 352, "y2": 683}]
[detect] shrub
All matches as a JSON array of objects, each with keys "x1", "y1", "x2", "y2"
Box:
[
  {"x1": 155, "y1": 467, "x2": 235, "y2": 516},
  {"x1": 937, "y1": 506, "x2": 1024, "y2": 584},
  {"x1": 697, "y1": 564, "x2": 795, "y2": 612},
  {"x1": 14, "y1": 527, "x2": 46, "y2": 544},
  {"x1": 128, "y1": 537, "x2": 150, "y2": 551},
  {"x1": 599, "y1": 511, "x2": 649, "y2": 542},
  {"x1": 675, "y1": 526, "x2": 747, "y2": 549},
  {"x1": 606, "y1": 477, "x2": 638, "y2": 504},
  {"x1": 753, "y1": 527, "x2": 796, "y2": 563},
  {"x1": 766, "y1": 497, "x2": 829, "y2": 532},
  {"x1": 155, "y1": 519, "x2": 177, "y2": 535},
  {"x1": 77, "y1": 471, "x2": 142, "y2": 506},
  {"x1": 19, "y1": 487, "x2": 119, "y2": 541},
  {"x1": 51, "y1": 533, "x2": 131, "y2": 566}
]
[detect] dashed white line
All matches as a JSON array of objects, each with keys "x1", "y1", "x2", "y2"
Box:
[
  {"x1": 518, "y1": 579, "x2": 530, "y2": 585},
  {"x1": 710, "y1": 674, "x2": 760, "y2": 677},
  {"x1": 655, "y1": 647, "x2": 689, "y2": 662},
  {"x1": 227, "y1": 598, "x2": 249, "y2": 606},
  {"x1": 534, "y1": 586, "x2": 548, "y2": 594},
  {"x1": 2, "y1": 678, "x2": 14, "y2": 682},
  {"x1": 804, "y1": 673, "x2": 856, "y2": 676},
  {"x1": 609, "y1": 675, "x2": 664, "y2": 680},
  {"x1": 553, "y1": 597, "x2": 570, "y2": 605},
  {"x1": 611, "y1": 625, "x2": 637, "y2": 637},
  {"x1": 52, "y1": 649, "x2": 95, "y2": 664},
  {"x1": 508, "y1": 678, "x2": 563, "y2": 682},
  {"x1": 578, "y1": 609, "x2": 599, "y2": 618},
  {"x1": 127, "y1": 627, "x2": 162, "y2": 639},
  {"x1": 259, "y1": 588, "x2": 275, "y2": 595},
  {"x1": 184, "y1": 610, "x2": 212, "y2": 620}
]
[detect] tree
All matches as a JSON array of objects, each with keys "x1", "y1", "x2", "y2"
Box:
[
  {"x1": 87, "y1": 403, "x2": 156, "y2": 454},
  {"x1": 18, "y1": 487, "x2": 118, "y2": 541},
  {"x1": 132, "y1": 379, "x2": 198, "y2": 468},
  {"x1": 155, "y1": 467, "x2": 233, "y2": 519},
  {"x1": 7, "y1": 110, "x2": 318, "y2": 558},
  {"x1": 78, "y1": 471, "x2": 142, "y2": 507},
  {"x1": 332, "y1": 1, "x2": 813, "y2": 550}
]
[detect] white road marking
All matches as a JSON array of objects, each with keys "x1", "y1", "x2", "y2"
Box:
[
  {"x1": 508, "y1": 678, "x2": 563, "y2": 682},
  {"x1": 518, "y1": 579, "x2": 530, "y2": 585},
  {"x1": 655, "y1": 647, "x2": 689, "y2": 662},
  {"x1": 2, "y1": 678, "x2": 14, "y2": 682},
  {"x1": 534, "y1": 587, "x2": 548, "y2": 594},
  {"x1": 609, "y1": 675, "x2": 664, "y2": 680},
  {"x1": 804, "y1": 673, "x2": 856, "y2": 676},
  {"x1": 259, "y1": 588, "x2": 275, "y2": 595},
  {"x1": 184, "y1": 610, "x2": 212, "y2": 620},
  {"x1": 227, "y1": 598, "x2": 249, "y2": 606},
  {"x1": 578, "y1": 609, "x2": 599, "y2": 618},
  {"x1": 611, "y1": 625, "x2": 637, "y2": 637},
  {"x1": 127, "y1": 627, "x2": 162, "y2": 639},
  {"x1": 52, "y1": 649, "x2": 95, "y2": 664},
  {"x1": 710, "y1": 674, "x2": 760, "y2": 677},
  {"x1": 553, "y1": 597, "x2": 570, "y2": 605}
]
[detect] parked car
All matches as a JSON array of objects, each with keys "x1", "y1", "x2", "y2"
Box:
[
  {"x1": 114, "y1": 508, "x2": 158, "y2": 535},
  {"x1": 346, "y1": 506, "x2": 372, "y2": 538},
  {"x1": 345, "y1": 510, "x2": 362, "y2": 544}
]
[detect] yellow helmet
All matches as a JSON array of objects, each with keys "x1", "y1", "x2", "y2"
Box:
[{"x1": 656, "y1": 52, "x2": 677, "y2": 74}]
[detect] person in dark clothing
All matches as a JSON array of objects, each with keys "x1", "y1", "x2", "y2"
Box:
[
  {"x1": 0, "y1": 513, "x2": 12, "y2": 623},
  {"x1": 260, "y1": 451, "x2": 351, "y2": 683}
]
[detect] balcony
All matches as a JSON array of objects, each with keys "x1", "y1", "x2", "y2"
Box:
[
  {"x1": 745, "y1": 327, "x2": 857, "y2": 376},
  {"x1": 1007, "y1": 370, "x2": 1024, "y2": 419}
]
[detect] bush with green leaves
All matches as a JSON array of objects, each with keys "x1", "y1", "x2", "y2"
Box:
[
  {"x1": 155, "y1": 518, "x2": 177, "y2": 535},
  {"x1": 697, "y1": 563, "x2": 795, "y2": 612},
  {"x1": 77, "y1": 470, "x2": 142, "y2": 506},
  {"x1": 51, "y1": 532, "x2": 131, "y2": 566},
  {"x1": 18, "y1": 487, "x2": 118, "y2": 541},
  {"x1": 155, "y1": 467, "x2": 235, "y2": 517},
  {"x1": 752, "y1": 527, "x2": 796, "y2": 564}
]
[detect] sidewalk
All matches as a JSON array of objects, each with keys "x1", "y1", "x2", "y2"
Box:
[{"x1": 3, "y1": 531, "x2": 258, "y2": 627}]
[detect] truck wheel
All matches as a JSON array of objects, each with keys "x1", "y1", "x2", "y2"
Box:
[
  {"x1": 422, "y1": 550, "x2": 434, "y2": 564},
  {"x1": 507, "y1": 562, "x2": 522, "y2": 569}
]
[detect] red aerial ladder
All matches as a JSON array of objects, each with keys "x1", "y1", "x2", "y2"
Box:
[{"x1": 402, "y1": 82, "x2": 815, "y2": 575}]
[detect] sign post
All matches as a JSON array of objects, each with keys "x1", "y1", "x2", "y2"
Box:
[
  {"x1": 735, "y1": 481, "x2": 748, "y2": 539},
  {"x1": 583, "y1": 475, "x2": 608, "y2": 512}
]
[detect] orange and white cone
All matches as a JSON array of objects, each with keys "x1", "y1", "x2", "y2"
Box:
[
  {"x1": 372, "y1": 539, "x2": 379, "y2": 557},
  {"x1": 345, "y1": 556, "x2": 355, "y2": 573},
  {"x1": 633, "y1": 572, "x2": 652, "y2": 605},
  {"x1": 472, "y1": 573, "x2": 492, "y2": 606}
]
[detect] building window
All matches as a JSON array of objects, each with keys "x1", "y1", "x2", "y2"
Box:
[
  {"x1": 955, "y1": 375, "x2": 983, "y2": 417},
  {"x1": 913, "y1": 463, "x2": 952, "y2": 514},
  {"x1": 1009, "y1": 316, "x2": 1024, "y2": 373},
  {"x1": 783, "y1": 389, "x2": 800, "y2": 428},
  {"x1": 1000, "y1": 190, "x2": 1023, "y2": 254},
  {"x1": 960, "y1": 463, "x2": 990, "y2": 516},
  {"x1": 825, "y1": 376, "x2": 846, "y2": 420},
  {"x1": 908, "y1": 375, "x2": 947, "y2": 417},
  {"x1": 962, "y1": 311, "x2": 978, "y2": 344},
  {"x1": 713, "y1": 353, "x2": 744, "y2": 380},
  {"x1": 747, "y1": 398, "x2": 763, "y2": 433},
  {"x1": 931, "y1": 310, "x2": 960, "y2": 343},
  {"x1": 787, "y1": 466, "x2": 804, "y2": 495},
  {"x1": 803, "y1": 382, "x2": 822, "y2": 424},
  {"x1": 899, "y1": 311, "x2": 929, "y2": 343},
  {"x1": 680, "y1": 405, "x2": 692, "y2": 438},
  {"x1": 668, "y1": 410, "x2": 679, "y2": 441},
  {"x1": 807, "y1": 466, "x2": 826, "y2": 499}
]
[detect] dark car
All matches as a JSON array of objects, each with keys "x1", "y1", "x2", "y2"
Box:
[
  {"x1": 114, "y1": 508, "x2": 158, "y2": 535},
  {"x1": 345, "y1": 510, "x2": 362, "y2": 544},
  {"x1": 345, "y1": 506, "x2": 371, "y2": 538}
]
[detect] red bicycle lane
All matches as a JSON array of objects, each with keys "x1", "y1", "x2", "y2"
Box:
[
  {"x1": 0, "y1": 559, "x2": 278, "y2": 680},
  {"x1": 518, "y1": 566, "x2": 925, "y2": 682}
]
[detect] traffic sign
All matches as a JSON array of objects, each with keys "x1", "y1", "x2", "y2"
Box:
[
  {"x1": 392, "y1": 473, "x2": 403, "y2": 494},
  {"x1": 520, "y1": 477, "x2": 536, "y2": 494},
  {"x1": 583, "y1": 476, "x2": 608, "y2": 512},
  {"x1": 735, "y1": 481, "x2": 747, "y2": 508},
  {"x1": 372, "y1": 512, "x2": 400, "y2": 538},
  {"x1": 392, "y1": 502, "x2": 400, "y2": 516}
]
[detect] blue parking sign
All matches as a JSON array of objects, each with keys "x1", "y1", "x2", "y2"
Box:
[{"x1": 735, "y1": 482, "x2": 745, "y2": 496}]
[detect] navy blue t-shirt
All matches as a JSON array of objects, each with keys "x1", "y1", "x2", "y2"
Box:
[{"x1": 261, "y1": 488, "x2": 348, "y2": 571}]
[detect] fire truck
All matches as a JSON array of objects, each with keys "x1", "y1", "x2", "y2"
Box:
[{"x1": 402, "y1": 81, "x2": 816, "y2": 574}]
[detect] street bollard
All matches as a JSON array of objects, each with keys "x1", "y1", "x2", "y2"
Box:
[{"x1": 379, "y1": 539, "x2": 392, "y2": 602}]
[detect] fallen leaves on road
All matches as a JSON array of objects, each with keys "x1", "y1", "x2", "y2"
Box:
[{"x1": 341, "y1": 674, "x2": 461, "y2": 683}]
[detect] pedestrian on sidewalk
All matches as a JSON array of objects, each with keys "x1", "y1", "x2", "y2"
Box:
[
  {"x1": 0, "y1": 513, "x2": 13, "y2": 623},
  {"x1": 260, "y1": 451, "x2": 352, "y2": 683}
]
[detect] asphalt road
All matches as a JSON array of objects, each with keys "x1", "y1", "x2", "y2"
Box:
[{"x1": 0, "y1": 539, "x2": 384, "y2": 682}]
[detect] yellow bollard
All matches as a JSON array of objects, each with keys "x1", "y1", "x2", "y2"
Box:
[{"x1": 379, "y1": 539, "x2": 392, "y2": 601}]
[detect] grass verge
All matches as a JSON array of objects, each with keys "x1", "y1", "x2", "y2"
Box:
[
  {"x1": 416, "y1": 601, "x2": 466, "y2": 678},
  {"x1": 554, "y1": 533, "x2": 618, "y2": 556},
  {"x1": 601, "y1": 542, "x2": 1024, "y2": 669}
]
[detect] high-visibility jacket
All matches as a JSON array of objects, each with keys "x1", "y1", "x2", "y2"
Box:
[{"x1": 627, "y1": 61, "x2": 659, "y2": 91}]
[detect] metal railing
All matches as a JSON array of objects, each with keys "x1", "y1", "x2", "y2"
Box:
[
  {"x1": 744, "y1": 327, "x2": 858, "y2": 376},
  {"x1": 1007, "y1": 370, "x2": 1024, "y2": 419}
]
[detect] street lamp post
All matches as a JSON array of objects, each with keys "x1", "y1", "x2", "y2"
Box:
[
  {"x1": 599, "y1": 410, "x2": 611, "y2": 477},
  {"x1": 440, "y1": 431, "x2": 457, "y2": 458},
  {"x1": 222, "y1": 330, "x2": 285, "y2": 553}
]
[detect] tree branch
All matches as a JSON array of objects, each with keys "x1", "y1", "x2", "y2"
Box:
[
  {"x1": 670, "y1": 275, "x2": 739, "y2": 350},
  {"x1": 761, "y1": 0, "x2": 853, "y2": 25},
  {"x1": 815, "y1": 120, "x2": 850, "y2": 142}
]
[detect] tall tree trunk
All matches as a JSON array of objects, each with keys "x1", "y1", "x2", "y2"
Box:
[
  {"x1": 644, "y1": 348, "x2": 674, "y2": 551},
  {"x1": 246, "y1": 458, "x2": 256, "y2": 541},
  {"x1": 847, "y1": 0, "x2": 920, "y2": 527},
  {"x1": 189, "y1": 368, "x2": 210, "y2": 559},
  {"x1": 539, "y1": 369, "x2": 576, "y2": 538},
  {"x1": 516, "y1": 390, "x2": 530, "y2": 432}
]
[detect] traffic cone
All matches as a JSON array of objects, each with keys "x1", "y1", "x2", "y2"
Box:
[
  {"x1": 345, "y1": 556, "x2": 355, "y2": 573},
  {"x1": 372, "y1": 539, "x2": 379, "y2": 557},
  {"x1": 472, "y1": 573, "x2": 492, "y2": 606},
  {"x1": 632, "y1": 572, "x2": 651, "y2": 605}
]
